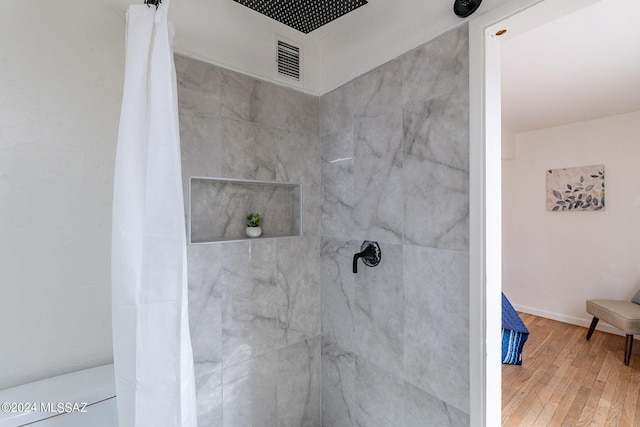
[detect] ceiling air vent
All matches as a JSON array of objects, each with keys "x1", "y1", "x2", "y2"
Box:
[{"x1": 276, "y1": 40, "x2": 300, "y2": 81}]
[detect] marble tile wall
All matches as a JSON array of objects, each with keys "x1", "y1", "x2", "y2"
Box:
[
  {"x1": 320, "y1": 25, "x2": 470, "y2": 426},
  {"x1": 177, "y1": 55, "x2": 321, "y2": 426},
  {"x1": 178, "y1": 23, "x2": 470, "y2": 427}
]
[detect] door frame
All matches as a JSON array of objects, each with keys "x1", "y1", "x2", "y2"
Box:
[{"x1": 467, "y1": 0, "x2": 601, "y2": 424}]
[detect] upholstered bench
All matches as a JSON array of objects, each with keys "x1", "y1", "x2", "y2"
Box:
[{"x1": 586, "y1": 299, "x2": 640, "y2": 365}]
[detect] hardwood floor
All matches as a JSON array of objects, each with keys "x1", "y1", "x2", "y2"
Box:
[{"x1": 502, "y1": 313, "x2": 640, "y2": 426}]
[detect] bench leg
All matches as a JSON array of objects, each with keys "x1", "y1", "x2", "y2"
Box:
[
  {"x1": 586, "y1": 317, "x2": 599, "y2": 340},
  {"x1": 625, "y1": 335, "x2": 634, "y2": 366}
]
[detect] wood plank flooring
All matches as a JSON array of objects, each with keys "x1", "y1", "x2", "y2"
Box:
[{"x1": 502, "y1": 313, "x2": 640, "y2": 426}]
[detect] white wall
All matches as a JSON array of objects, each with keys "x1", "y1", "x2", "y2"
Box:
[
  {"x1": 502, "y1": 111, "x2": 640, "y2": 332},
  {"x1": 0, "y1": 1, "x2": 124, "y2": 388}
]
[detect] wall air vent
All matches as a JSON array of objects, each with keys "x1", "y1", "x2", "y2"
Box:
[{"x1": 276, "y1": 40, "x2": 301, "y2": 81}]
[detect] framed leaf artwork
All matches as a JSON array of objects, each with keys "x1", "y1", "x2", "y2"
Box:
[{"x1": 546, "y1": 164, "x2": 605, "y2": 211}]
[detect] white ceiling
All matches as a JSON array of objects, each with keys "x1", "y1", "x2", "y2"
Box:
[
  {"x1": 104, "y1": 0, "x2": 640, "y2": 130},
  {"x1": 106, "y1": 0, "x2": 512, "y2": 94},
  {"x1": 500, "y1": 0, "x2": 640, "y2": 133}
]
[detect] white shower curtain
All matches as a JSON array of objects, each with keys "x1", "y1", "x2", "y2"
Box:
[{"x1": 111, "y1": 1, "x2": 197, "y2": 426}]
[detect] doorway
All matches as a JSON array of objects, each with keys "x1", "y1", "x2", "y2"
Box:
[{"x1": 468, "y1": 0, "x2": 609, "y2": 425}]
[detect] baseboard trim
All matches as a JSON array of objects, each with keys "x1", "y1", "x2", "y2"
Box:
[{"x1": 511, "y1": 303, "x2": 638, "y2": 339}]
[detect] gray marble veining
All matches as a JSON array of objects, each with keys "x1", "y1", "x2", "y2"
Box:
[
  {"x1": 279, "y1": 88, "x2": 319, "y2": 136},
  {"x1": 403, "y1": 245, "x2": 470, "y2": 412},
  {"x1": 221, "y1": 338, "x2": 322, "y2": 427},
  {"x1": 321, "y1": 238, "x2": 356, "y2": 354},
  {"x1": 403, "y1": 91, "x2": 469, "y2": 172},
  {"x1": 353, "y1": 112, "x2": 403, "y2": 244},
  {"x1": 221, "y1": 240, "x2": 284, "y2": 367},
  {"x1": 179, "y1": 110, "x2": 221, "y2": 206},
  {"x1": 355, "y1": 358, "x2": 404, "y2": 427},
  {"x1": 194, "y1": 368, "x2": 222, "y2": 426},
  {"x1": 321, "y1": 126, "x2": 355, "y2": 189},
  {"x1": 321, "y1": 181, "x2": 356, "y2": 242},
  {"x1": 250, "y1": 81, "x2": 319, "y2": 135},
  {"x1": 179, "y1": 53, "x2": 323, "y2": 427},
  {"x1": 276, "y1": 129, "x2": 320, "y2": 188},
  {"x1": 319, "y1": 25, "x2": 471, "y2": 427},
  {"x1": 220, "y1": 118, "x2": 277, "y2": 181},
  {"x1": 188, "y1": 244, "x2": 223, "y2": 377},
  {"x1": 223, "y1": 351, "x2": 278, "y2": 427},
  {"x1": 321, "y1": 340, "x2": 356, "y2": 427},
  {"x1": 403, "y1": 380, "x2": 469, "y2": 427},
  {"x1": 401, "y1": 26, "x2": 469, "y2": 106},
  {"x1": 277, "y1": 337, "x2": 322, "y2": 427},
  {"x1": 302, "y1": 183, "x2": 321, "y2": 237},
  {"x1": 180, "y1": 23, "x2": 471, "y2": 427},
  {"x1": 354, "y1": 242, "x2": 404, "y2": 376},
  {"x1": 321, "y1": 112, "x2": 404, "y2": 244},
  {"x1": 220, "y1": 68, "x2": 259, "y2": 121},
  {"x1": 175, "y1": 54, "x2": 222, "y2": 116},
  {"x1": 319, "y1": 81, "x2": 356, "y2": 137},
  {"x1": 403, "y1": 157, "x2": 469, "y2": 250},
  {"x1": 351, "y1": 58, "x2": 403, "y2": 120},
  {"x1": 276, "y1": 237, "x2": 321, "y2": 345}
]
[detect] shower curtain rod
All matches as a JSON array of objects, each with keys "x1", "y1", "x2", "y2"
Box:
[{"x1": 144, "y1": 0, "x2": 161, "y2": 9}]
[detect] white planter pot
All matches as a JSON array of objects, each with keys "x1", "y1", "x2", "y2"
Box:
[{"x1": 245, "y1": 226, "x2": 262, "y2": 238}]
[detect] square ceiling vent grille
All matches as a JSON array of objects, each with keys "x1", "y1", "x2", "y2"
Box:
[{"x1": 233, "y1": 0, "x2": 368, "y2": 34}]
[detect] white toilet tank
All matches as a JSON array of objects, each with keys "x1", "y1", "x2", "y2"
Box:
[{"x1": 0, "y1": 364, "x2": 118, "y2": 427}]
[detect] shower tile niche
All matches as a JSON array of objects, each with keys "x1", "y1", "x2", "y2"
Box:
[{"x1": 189, "y1": 177, "x2": 302, "y2": 243}]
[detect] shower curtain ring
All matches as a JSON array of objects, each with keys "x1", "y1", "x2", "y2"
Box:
[{"x1": 144, "y1": 0, "x2": 162, "y2": 9}]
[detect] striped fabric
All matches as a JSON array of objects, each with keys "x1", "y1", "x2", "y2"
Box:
[
  {"x1": 502, "y1": 292, "x2": 529, "y2": 365},
  {"x1": 502, "y1": 328, "x2": 528, "y2": 365}
]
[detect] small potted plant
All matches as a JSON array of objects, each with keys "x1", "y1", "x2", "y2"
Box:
[{"x1": 245, "y1": 213, "x2": 262, "y2": 238}]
